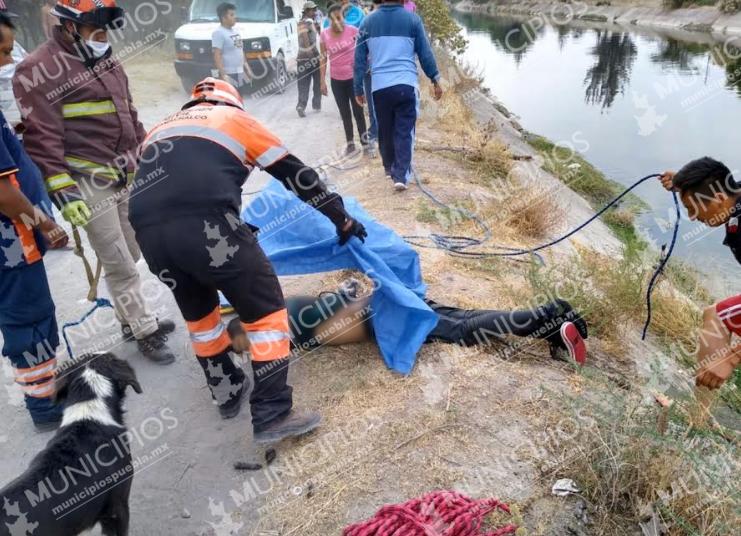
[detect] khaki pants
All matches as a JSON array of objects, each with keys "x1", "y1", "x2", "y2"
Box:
[{"x1": 79, "y1": 177, "x2": 158, "y2": 339}]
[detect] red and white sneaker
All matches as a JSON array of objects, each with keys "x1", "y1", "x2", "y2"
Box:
[{"x1": 552, "y1": 321, "x2": 587, "y2": 366}]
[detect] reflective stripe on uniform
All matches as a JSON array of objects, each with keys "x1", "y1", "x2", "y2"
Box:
[
  {"x1": 66, "y1": 156, "x2": 120, "y2": 181},
  {"x1": 21, "y1": 379, "x2": 55, "y2": 398},
  {"x1": 8, "y1": 175, "x2": 42, "y2": 264},
  {"x1": 45, "y1": 173, "x2": 77, "y2": 192},
  {"x1": 146, "y1": 125, "x2": 247, "y2": 164},
  {"x1": 14, "y1": 358, "x2": 57, "y2": 384},
  {"x1": 62, "y1": 100, "x2": 117, "y2": 119},
  {"x1": 191, "y1": 323, "x2": 226, "y2": 344},
  {"x1": 255, "y1": 146, "x2": 289, "y2": 168},
  {"x1": 186, "y1": 307, "x2": 231, "y2": 357},
  {"x1": 242, "y1": 309, "x2": 290, "y2": 361},
  {"x1": 247, "y1": 330, "x2": 290, "y2": 345}
]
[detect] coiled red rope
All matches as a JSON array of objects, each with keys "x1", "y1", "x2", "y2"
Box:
[{"x1": 343, "y1": 490, "x2": 518, "y2": 536}]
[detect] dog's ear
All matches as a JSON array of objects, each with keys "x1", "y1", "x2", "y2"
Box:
[{"x1": 111, "y1": 358, "x2": 143, "y2": 395}]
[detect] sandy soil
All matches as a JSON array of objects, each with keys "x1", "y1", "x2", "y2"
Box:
[{"x1": 0, "y1": 51, "x2": 659, "y2": 535}]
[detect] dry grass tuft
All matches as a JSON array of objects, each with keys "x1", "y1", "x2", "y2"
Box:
[
  {"x1": 535, "y1": 383, "x2": 740, "y2": 535},
  {"x1": 519, "y1": 245, "x2": 701, "y2": 352},
  {"x1": 501, "y1": 194, "x2": 563, "y2": 240}
]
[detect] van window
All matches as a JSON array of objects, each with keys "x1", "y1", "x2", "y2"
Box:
[{"x1": 190, "y1": 0, "x2": 276, "y2": 23}]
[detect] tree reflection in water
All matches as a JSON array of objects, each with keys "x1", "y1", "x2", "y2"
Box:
[
  {"x1": 583, "y1": 31, "x2": 637, "y2": 110},
  {"x1": 650, "y1": 38, "x2": 709, "y2": 72}
]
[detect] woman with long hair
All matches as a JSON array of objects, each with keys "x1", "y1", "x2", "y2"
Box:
[{"x1": 320, "y1": 3, "x2": 368, "y2": 155}]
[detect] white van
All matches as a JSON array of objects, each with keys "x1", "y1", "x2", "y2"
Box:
[{"x1": 174, "y1": 0, "x2": 306, "y2": 93}]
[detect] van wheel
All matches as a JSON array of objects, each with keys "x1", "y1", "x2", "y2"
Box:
[
  {"x1": 274, "y1": 55, "x2": 287, "y2": 95},
  {"x1": 180, "y1": 76, "x2": 198, "y2": 94}
]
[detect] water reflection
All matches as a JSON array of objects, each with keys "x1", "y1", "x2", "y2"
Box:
[
  {"x1": 454, "y1": 11, "x2": 741, "y2": 290},
  {"x1": 455, "y1": 13, "x2": 543, "y2": 63},
  {"x1": 583, "y1": 31, "x2": 637, "y2": 109},
  {"x1": 719, "y1": 46, "x2": 741, "y2": 96},
  {"x1": 454, "y1": 10, "x2": 738, "y2": 105},
  {"x1": 650, "y1": 39, "x2": 709, "y2": 73}
]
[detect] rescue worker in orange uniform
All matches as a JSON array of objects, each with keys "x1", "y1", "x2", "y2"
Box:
[
  {"x1": 130, "y1": 78, "x2": 367, "y2": 444},
  {"x1": 13, "y1": 1, "x2": 176, "y2": 363}
]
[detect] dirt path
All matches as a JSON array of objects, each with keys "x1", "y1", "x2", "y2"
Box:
[{"x1": 0, "y1": 59, "x2": 359, "y2": 536}]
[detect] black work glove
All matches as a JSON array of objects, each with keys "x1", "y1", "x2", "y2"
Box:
[{"x1": 337, "y1": 218, "x2": 367, "y2": 246}]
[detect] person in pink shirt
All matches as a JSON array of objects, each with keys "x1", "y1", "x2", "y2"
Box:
[{"x1": 320, "y1": 3, "x2": 368, "y2": 155}]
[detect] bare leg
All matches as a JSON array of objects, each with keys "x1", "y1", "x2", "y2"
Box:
[{"x1": 312, "y1": 296, "x2": 373, "y2": 346}]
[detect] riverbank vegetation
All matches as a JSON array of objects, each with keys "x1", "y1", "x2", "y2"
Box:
[{"x1": 406, "y1": 5, "x2": 739, "y2": 535}]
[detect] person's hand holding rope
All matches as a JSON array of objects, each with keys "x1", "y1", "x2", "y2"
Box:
[{"x1": 659, "y1": 171, "x2": 678, "y2": 192}]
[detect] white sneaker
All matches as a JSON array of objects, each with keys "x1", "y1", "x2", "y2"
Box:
[{"x1": 394, "y1": 182, "x2": 408, "y2": 192}]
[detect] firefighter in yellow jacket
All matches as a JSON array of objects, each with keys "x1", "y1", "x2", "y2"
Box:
[{"x1": 13, "y1": 0, "x2": 175, "y2": 362}]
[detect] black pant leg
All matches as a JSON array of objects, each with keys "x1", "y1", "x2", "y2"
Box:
[
  {"x1": 373, "y1": 86, "x2": 397, "y2": 176},
  {"x1": 203, "y1": 215, "x2": 292, "y2": 430},
  {"x1": 347, "y1": 80, "x2": 368, "y2": 143},
  {"x1": 297, "y1": 59, "x2": 312, "y2": 110},
  {"x1": 311, "y1": 60, "x2": 322, "y2": 110},
  {"x1": 427, "y1": 308, "x2": 545, "y2": 346},
  {"x1": 136, "y1": 220, "x2": 246, "y2": 408},
  {"x1": 331, "y1": 78, "x2": 354, "y2": 143}
]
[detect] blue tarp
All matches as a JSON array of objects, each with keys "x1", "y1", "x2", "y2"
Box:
[{"x1": 240, "y1": 179, "x2": 438, "y2": 374}]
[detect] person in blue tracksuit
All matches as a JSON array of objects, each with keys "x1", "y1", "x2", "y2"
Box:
[
  {"x1": 0, "y1": 13, "x2": 69, "y2": 431},
  {"x1": 353, "y1": 0, "x2": 443, "y2": 191}
]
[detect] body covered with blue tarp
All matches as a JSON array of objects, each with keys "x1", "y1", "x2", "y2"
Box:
[{"x1": 241, "y1": 179, "x2": 437, "y2": 374}]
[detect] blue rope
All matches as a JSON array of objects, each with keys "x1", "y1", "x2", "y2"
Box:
[
  {"x1": 642, "y1": 191, "x2": 681, "y2": 340},
  {"x1": 62, "y1": 298, "x2": 113, "y2": 359},
  {"x1": 406, "y1": 170, "x2": 681, "y2": 339}
]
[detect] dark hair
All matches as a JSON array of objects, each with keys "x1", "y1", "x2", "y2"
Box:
[
  {"x1": 673, "y1": 157, "x2": 739, "y2": 197},
  {"x1": 328, "y1": 3, "x2": 342, "y2": 16},
  {"x1": 0, "y1": 13, "x2": 16, "y2": 31},
  {"x1": 217, "y1": 2, "x2": 237, "y2": 21}
]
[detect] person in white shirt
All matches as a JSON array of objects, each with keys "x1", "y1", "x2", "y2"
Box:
[{"x1": 212, "y1": 2, "x2": 247, "y2": 91}]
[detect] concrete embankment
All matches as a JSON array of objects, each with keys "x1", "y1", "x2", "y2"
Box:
[{"x1": 453, "y1": 1, "x2": 741, "y2": 38}]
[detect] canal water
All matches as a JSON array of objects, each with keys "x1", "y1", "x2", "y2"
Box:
[{"x1": 454, "y1": 11, "x2": 741, "y2": 295}]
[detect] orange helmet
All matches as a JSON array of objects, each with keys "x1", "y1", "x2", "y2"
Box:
[
  {"x1": 183, "y1": 77, "x2": 244, "y2": 111},
  {"x1": 52, "y1": 0, "x2": 125, "y2": 30}
]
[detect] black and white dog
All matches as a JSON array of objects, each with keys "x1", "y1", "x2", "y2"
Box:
[{"x1": 0, "y1": 353, "x2": 142, "y2": 536}]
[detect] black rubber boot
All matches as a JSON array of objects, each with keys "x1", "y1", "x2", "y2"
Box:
[
  {"x1": 197, "y1": 352, "x2": 247, "y2": 419},
  {"x1": 253, "y1": 409, "x2": 322, "y2": 445}
]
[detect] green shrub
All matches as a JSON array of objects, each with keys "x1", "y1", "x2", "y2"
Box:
[
  {"x1": 417, "y1": 0, "x2": 468, "y2": 55},
  {"x1": 720, "y1": 0, "x2": 741, "y2": 13}
]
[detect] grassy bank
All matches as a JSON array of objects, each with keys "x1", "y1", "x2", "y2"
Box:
[{"x1": 525, "y1": 134, "x2": 648, "y2": 250}]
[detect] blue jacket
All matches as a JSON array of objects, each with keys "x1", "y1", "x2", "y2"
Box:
[
  {"x1": 353, "y1": 4, "x2": 440, "y2": 96},
  {"x1": 322, "y1": 4, "x2": 365, "y2": 29}
]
